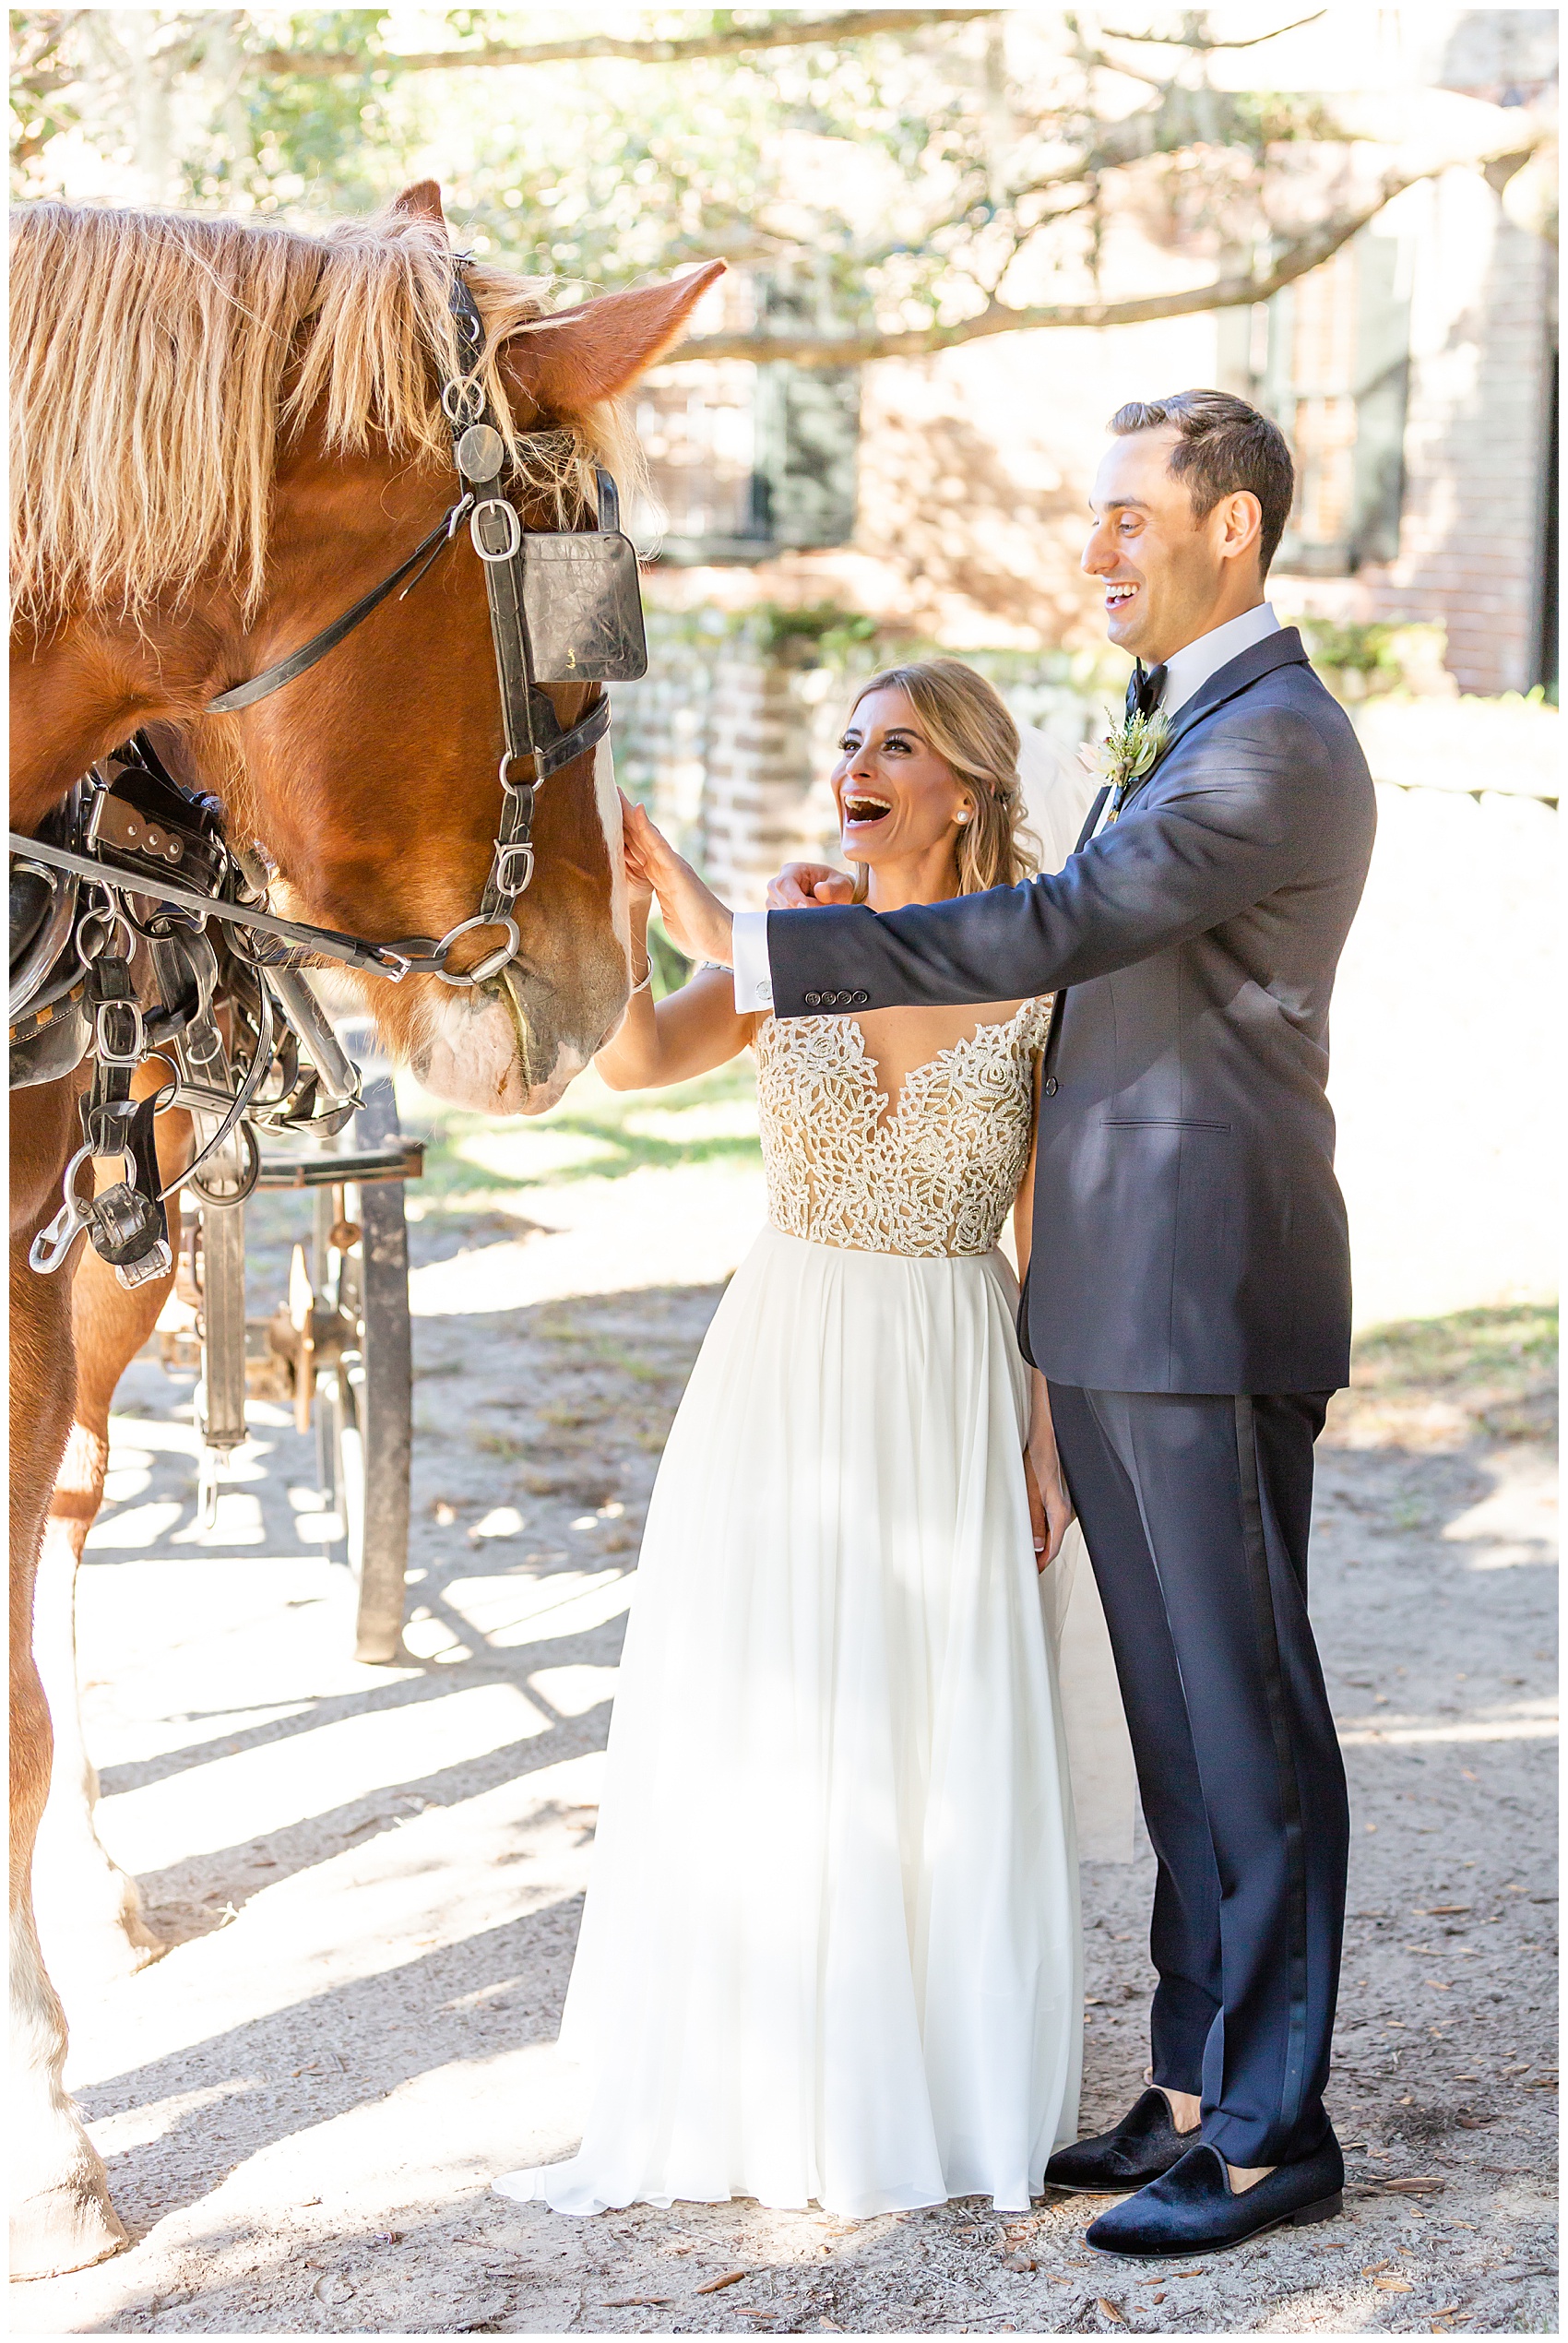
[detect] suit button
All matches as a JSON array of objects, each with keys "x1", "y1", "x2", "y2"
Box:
[
  {"x1": 834, "y1": 992, "x2": 849, "y2": 1005},
  {"x1": 1042, "y1": 1076, "x2": 1059, "y2": 1097},
  {"x1": 805, "y1": 992, "x2": 821, "y2": 1007},
  {"x1": 853, "y1": 991, "x2": 869, "y2": 1005}
]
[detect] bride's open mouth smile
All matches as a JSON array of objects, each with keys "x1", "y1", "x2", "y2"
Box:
[{"x1": 841, "y1": 791, "x2": 893, "y2": 837}]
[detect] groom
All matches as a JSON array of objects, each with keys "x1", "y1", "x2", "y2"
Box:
[{"x1": 659, "y1": 389, "x2": 1375, "y2": 2257}]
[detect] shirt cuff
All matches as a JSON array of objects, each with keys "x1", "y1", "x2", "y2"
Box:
[{"x1": 731, "y1": 909, "x2": 773, "y2": 1012}]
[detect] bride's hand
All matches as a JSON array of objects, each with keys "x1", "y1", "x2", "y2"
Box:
[
  {"x1": 621, "y1": 799, "x2": 735, "y2": 966},
  {"x1": 1025, "y1": 1448, "x2": 1074, "y2": 1573},
  {"x1": 768, "y1": 861, "x2": 856, "y2": 909},
  {"x1": 618, "y1": 791, "x2": 654, "y2": 918}
]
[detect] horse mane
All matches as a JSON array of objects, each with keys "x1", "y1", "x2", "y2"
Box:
[{"x1": 10, "y1": 199, "x2": 637, "y2": 628}]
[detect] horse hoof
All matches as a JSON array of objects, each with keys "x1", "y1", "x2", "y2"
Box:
[
  {"x1": 8, "y1": 2178, "x2": 129, "y2": 2281},
  {"x1": 47, "y1": 1921, "x2": 169, "y2": 1999},
  {"x1": 33, "y1": 1855, "x2": 169, "y2": 1990}
]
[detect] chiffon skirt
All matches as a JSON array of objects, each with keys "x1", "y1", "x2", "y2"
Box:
[{"x1": 493, "y1": 1228, "x2": 1083, "y2": 2217}]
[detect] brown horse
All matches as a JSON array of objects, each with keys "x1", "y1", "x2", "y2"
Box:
[{"x1": 10, "y1": 179, "x2": 720, "y2": 2278}]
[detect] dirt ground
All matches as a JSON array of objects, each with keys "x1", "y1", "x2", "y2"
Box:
[{"x1": 15, "y1": 1064, "x2": 1558, "y2": 2337}]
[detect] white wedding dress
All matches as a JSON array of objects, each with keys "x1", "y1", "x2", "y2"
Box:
[{"x1": 494, "y1": 995, "x2": 1088, "y2": 2219}]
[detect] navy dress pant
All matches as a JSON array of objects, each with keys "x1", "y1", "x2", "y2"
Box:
[{"x1": 1048, "y1": 1385, "x2": 1348, "y2": 2168}]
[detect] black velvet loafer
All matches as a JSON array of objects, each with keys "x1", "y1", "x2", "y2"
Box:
[
  {"x1": 1086, "y1": 2135, "x2": 1345, "y2": 2260},
  {"x1": 1044, "y1": 2087, "x2": 1191, "y2": 2194}
]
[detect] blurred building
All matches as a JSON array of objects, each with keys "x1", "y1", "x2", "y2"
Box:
[{"x1": 634, "y1": 8, "x2": 1558, "y2": 700}]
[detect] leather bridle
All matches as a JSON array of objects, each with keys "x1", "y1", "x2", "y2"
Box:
[
  {"x1": 10, "y1": 256, "x2": 649, "y2": 1294},
  {"x1": 10, "y1": 256, "x2": 636, "y2": 989}
]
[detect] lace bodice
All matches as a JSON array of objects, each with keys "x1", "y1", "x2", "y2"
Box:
[{"x1": 754, "y1": 1000, "x2": 1053, "y2": 1258}]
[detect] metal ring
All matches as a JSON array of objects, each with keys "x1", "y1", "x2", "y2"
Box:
[
  {"x1": 63, "y1": 1140, "x2": 109, "y2": 1204},
  {"x1": 441, "y1": 376, "x2": 486, "y2": 425},
  {"x1": 430, "y1": 913, "x2": 521, "y2": 988},
  {"x1": 188, "y1": 1119, "x2": 261, "y2": 1208},
  {"x1": 77, "y1": 906, "x2": 133, "y2": 963},
  {"x1": 470, "y1": 497, "x2": 524, "y2": 564}
]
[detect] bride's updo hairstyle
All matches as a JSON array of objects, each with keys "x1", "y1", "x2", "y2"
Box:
[{"x1": 846, "y1": 659, "x2": 1040, "y2": 903}]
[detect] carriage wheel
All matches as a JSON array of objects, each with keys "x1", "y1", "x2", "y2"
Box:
[{"x1": 314, "y1": 1069, "x2": 412, "y2": 1664}]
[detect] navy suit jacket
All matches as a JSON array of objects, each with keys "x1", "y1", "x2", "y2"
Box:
[{"x1": 766, "y1": 628, "x2": 1376, "y2": 1394}]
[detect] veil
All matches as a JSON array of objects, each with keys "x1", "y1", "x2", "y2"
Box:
[
  {"x1": 1016, "y1": 720, "x2": 1100, "y2": 876},
  {"x1": 1013, "y1": 719, "x2": 1138, "y2": 1862}
]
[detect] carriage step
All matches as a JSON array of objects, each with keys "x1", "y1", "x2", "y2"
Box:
[{"x1": 253, "y1": 1140, "x2": 423, "y2": 1189}]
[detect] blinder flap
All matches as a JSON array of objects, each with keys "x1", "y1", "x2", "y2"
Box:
[{"x1": 521, "y1": 470, "x2": 648, "y2": 684}]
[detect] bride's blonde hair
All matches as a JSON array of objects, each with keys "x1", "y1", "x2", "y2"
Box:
[{"x1": 846, "y1": 659, "x2": 1040, "y2": 903}]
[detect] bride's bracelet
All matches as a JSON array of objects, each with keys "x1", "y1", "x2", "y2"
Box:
[{"x1": 629, "y1": 955, "x2": 653, "y2": 995}]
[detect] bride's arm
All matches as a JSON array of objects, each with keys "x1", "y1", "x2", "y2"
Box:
[
  {"x1": 595, "y1": 802, "x2": 756, "y2": 1092},
  {"x1": 1015, "y1": 1054, "x2": 1075, "y2": 1571}
]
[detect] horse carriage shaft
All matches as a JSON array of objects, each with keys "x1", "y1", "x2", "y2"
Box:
[{"x1": 267, "y1": 966, "x2": 361, "y2": 1121}]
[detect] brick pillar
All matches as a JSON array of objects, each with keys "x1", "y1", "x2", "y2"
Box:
[{"x1": 699, "y1": 656, "x2": 848, "y2": 909}]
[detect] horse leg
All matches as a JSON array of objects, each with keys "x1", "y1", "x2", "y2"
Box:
[
  {"x1": 10, "y1": 1082, "x2": 129, "y2": 2279},
  {"x1": 33, "y1": 1214, "x2": 184, "y2": 1988},
  {"x1": 34, "y1": 1093, "x2": 192, "y2": 1992}
]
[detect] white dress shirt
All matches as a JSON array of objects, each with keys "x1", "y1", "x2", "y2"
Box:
[
  {"x1": 1157, "y1": 599, "x2": 1280, "y2": 718},
  {"x1": 1087, "y1": 601, "x2": 1281, "y2": 840},
  {"x1": 733, "y1": 601, "x2": 1283, "y2": 1007}
]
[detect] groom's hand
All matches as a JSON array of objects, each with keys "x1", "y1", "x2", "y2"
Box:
[{"x1": 767, "y1": 861, "x2": 855, "y2": 909}]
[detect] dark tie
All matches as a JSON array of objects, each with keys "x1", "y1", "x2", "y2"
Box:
[{"x1": 1124, "y1": 660, "x2": 1168, "y2": 721}]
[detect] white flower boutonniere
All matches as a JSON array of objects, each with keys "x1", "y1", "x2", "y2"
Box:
[{"x1": 1077, "y1": 707, "x2": 1171, "y2": 821}]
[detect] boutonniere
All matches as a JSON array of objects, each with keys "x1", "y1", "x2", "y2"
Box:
[{"x1": 1077, "y1": 707, "x2": 1171, "y2": 820}]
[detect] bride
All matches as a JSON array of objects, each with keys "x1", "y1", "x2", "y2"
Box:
[{"x1": 496, "y1": 658, "x2": 1094, "y2": 2219}]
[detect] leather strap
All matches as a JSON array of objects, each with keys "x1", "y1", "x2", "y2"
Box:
[
  {"x1": 206, "y1": 503, "x2": 469, "y2": 713},
  {"x1": 7, "y1": 833, "x2": 417, "y2": 978}
]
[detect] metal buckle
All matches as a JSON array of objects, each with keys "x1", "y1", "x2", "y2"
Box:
[
  {"x1": 430, "y1": 913, "x2": 522, "y2": 989},
  {"x1": 471, "y1": 496, "x2": 524, "y2": 565},
  {"x1": 492, "y1": 838, "x2": 536, "y2": 898},
  {"x1": 94, "y1": 995, "x2": 145, "y2": 1066}
]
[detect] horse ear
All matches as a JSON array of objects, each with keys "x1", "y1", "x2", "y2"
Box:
[
  {"x1": 507, "y1": 260, "x2": 726, "y2": 417},
  {"x1": 388, "y1": 180, "x2": 447, "y2": 228}
]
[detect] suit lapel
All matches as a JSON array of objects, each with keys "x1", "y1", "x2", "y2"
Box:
[
  {"x1": 1117, "y1": 626, "x2": 1313, "y2": 818},
  {"x1": 1075, "y1": 786, "x2": 1110, "y2": 853},
  {"x1": 1036, "y1": 629, "x2": 1312, "y2": 1076}
]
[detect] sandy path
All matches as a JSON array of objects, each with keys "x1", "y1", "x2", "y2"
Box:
[{"x1": 16, "y1": 1070, "x2": 1557, "y2": 2336}]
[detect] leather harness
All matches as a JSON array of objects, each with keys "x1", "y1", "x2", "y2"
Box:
[{"x1": 10, "y1": 258, "x2": 650, "y2": 1289}]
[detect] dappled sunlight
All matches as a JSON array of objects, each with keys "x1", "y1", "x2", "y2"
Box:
[
  {"x1": 1337, "y1": 1700, "x2": 1557, "y2": 1748},
  {"x1": 173, "y1": 1489, "x2": 267, "y2": 1546},
  {"x1": 529, "y1": 1664, "x2": 621, "y2": 1720},
  {"x1": 87, "y1": 1498, "x2": 184, "y2": 1550},
  {"x1": 408, "y1": 1159, "x2": 767, "y2": 1314},
  {"x1": 99, "y1": 1680, "x2": 557, "y2": 1873},
  {"x1": 443, "y1": 1567, "x2": 634, "y2": 1647},
  {"x1": 457, "y1": 1124, "x2": 620, "y2": 1183},
  {"x1": 1443, "y1": 1450, "x2": 1559, "y2": 1571},
  {"x1": 33, "y1": 1234, "x2": 1555, "y2": 2337}
]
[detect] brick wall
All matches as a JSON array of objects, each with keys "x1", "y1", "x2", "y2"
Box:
[{"x1": 1351, "y1": 171, "x2": 1555, "y2": 696}]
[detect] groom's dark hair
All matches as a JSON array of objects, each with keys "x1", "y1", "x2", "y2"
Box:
[{"x1": 1110, "y1": 389, "x2": 1295, "y2": 577}]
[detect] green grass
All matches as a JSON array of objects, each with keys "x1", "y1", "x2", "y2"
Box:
[
  {"x1": 1348, "y1": 1302, "x2": 1557, "y2": 1441},
  {"x1": 401, "y1": 1057, "x2": 762, "y2": 1206},
  {"x1": 1352, "y1": 1302, "x2": 1557, "y2": 1394}
]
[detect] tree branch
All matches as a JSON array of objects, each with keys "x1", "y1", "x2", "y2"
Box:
[
  {"x1": 253, "y1": 9, "x2": 1001, "y2": 82},
  {"x1": 666, "y1": 140, "x2": 1539, "y2": 366},
  {"x1": 1097, "y1": 10, "x2": 1326, "y2": 51}
]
